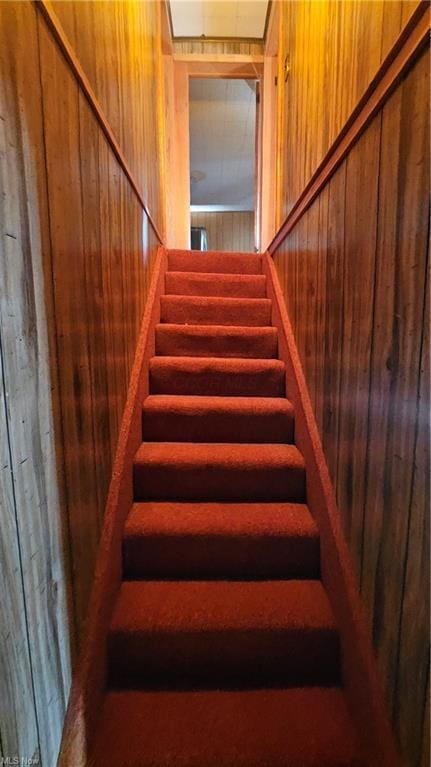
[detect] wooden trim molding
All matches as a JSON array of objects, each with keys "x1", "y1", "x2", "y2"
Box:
[
  {"x1": 263, "y1": 254, "x2": 401, "y2": 767},
  {"x1": 174, "y1": 52, "x2": 264, "y2": 78},
  {"x1": 161, "y1": 0, "x2": 173, "y2": 55},
  {"x1": 173, "y1": 53, "x2": 264, "y2": 64},
  {"x1": 58, "y1": 247, "x2": 168, "y2": 766},
  {"x1": 268, "y1": 0, "x2": 430, "y2": 256},
  {"x1": 263, "y1": 0, "x2": 273, "y2": 45},
  {"x1": 172, "y1": 36, "x2": 264, "y2": 44},
  {"x1": 35, "y1": 0, "x2": 164, "y2": 245}
]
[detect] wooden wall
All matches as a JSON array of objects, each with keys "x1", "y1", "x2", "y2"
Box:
[
  {"x1": 191, "y1": 211, "x2": 255, "y2": 252},
  {"x1": 51, "y1": 0, "x2": 165, "y2": 232},
  {"x1": 173, "y1": 40, "x2": 263, "y2": 55},
  {"x1": 271, "y1": 3, "x2": 429, "y2": 765},
  {"x1": 277, "y1": 0, "x2": 418, "y2": 221},
  {"x1": 0, "y1": 1, "x2": 164, "y2": 764}
]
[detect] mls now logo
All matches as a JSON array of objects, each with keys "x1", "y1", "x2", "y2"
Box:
[{"x1": 1, "y1": 759, "x2": 39, "y2": 766}]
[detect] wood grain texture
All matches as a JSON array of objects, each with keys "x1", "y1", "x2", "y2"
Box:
[
  {"x1": 164, "y1": 59, "x2": 190, "y2": 248},
  {"x1": 51, "y1": 0, "x2": 166, "y2": 236},
  {"x1": 0, "y1": 0, "x2": 164, "y2": 763},
  {"x1": 173, "y1": 40, "x2": 264, "y2": 55},
  {"x1": 191, "y1": 211, "x2": 255, "y2": 252},
  {"x1": 268, "y1": 0, "x2": 429, "y2": 256},
  {"x1": 272, "y1": 44, "x2": 429, "y2": 767},
  {"x1": 37, "y1": 8, "x2": 161, "y2": 630},
  {"x1": 277, "y1": 0, "x2": 422, "y2": 221},
  {"x1": 0, "y1": 3, "x2": 73, "y2": 763}
]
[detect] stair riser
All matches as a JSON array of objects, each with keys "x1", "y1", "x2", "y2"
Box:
[
  {"x1": 160, "y1": 297, "x2": 272, "y2": 327},
  {"x1": 168, "y1": 251, "x2": 262, "y2": 274},
  {"x1": 133, "y1": 463, "x2": 306, "y2": 502},
  {"x1": 108, "y1": 630, "x2": 339, "y2": 687},
  {"x1": 142, "y1": 408, "x2": 294, "y2": 443},
  {"x1": 165, "y1": 272, "x2": 267, "y2": 298},
  {"x1": 149, "y1": 363, "x2": 286, "y2": 397},
  {"x1": 123, "y1": 535, "x2": 320, "y2": 579},
  {"x1": 155, "y1": 327, "x2": 278, "y2": 359}
]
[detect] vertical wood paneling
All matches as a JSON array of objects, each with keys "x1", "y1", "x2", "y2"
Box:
[
  {"x1": 0, "y1": 340, "x2": 40, "y2": 762},
  {"x1": 336, "y1": 120, "x2": 381, "y2": 569},
  {"x1": 272, "y1": 26, "x2": 429, "y2": 766},
  {"x1": 322, "y1": 164, "x2": 346, "y2": 487},
  {"x1": 51, "y1": 0, "x2": 165, "y2": 233},
  {"x1": 1, "y1": 0, "x2": 164, "y2": 762},
  {"x1": 172, "y1": 40, "x2": 263, "y2": 55},
  {"x1": 191, "y1": 211, "x2": 255, "y2": 252},
  {"x1": 0, "y1": 3, "x2": 73, "y2": 763},
  {"x1": 396, "y1": 252, "x2": 429, "y2": 766},
  {"x1": 277, "y1": 0, "x2": 417, "y2": 220},
  {"x1": 361, "y1": 52, "x2": 429, "y2": 757},
  {"x1": 39, "y1": 18, "x2": 100, "y2": 629}
]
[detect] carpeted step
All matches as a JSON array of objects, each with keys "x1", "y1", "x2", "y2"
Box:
[
  {"x1": 108, "y1": 580, "x2": 339, "y2": 686},
  {"x1": 91, "y1": 688, "x2": 360, "y2": 767},
  {"x1": 165, "y1": 271, "x2": 267, "y2": 298},
  {"x1": 149, "y1": 356, "x2": 286, "y2": 397},
  {"x1": 155, "y1": 324, "x2": 278, "y2": 359},
  {"x1": 133, "y1": 442, "x2": 305, "y2": 501},
  {"x1": 123, "y1": 501, "x2": 319, "y2": 579},
  {"x1": 168, "y1": 249, "x2": 262, "y2": 274},
  {"x1": 142, "y1": 394, "x2": 294, "y2": 443},
  {"x1": 160, "y1": 295, "x2": 272, "y2": 327}
]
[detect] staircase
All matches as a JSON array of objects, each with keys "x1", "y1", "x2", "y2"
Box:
[{"x1": 90, "y1": 249, "x2": 362, "y2": 766}]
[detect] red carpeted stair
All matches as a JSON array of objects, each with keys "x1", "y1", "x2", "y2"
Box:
[{"x1": 90, "y1": 249, "x2": 362, "y2": 766}]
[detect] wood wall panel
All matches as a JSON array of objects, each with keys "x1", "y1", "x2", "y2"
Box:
[
  {"x1": 272, "y1": 45, "x2": 429, "y2": 767},
  {"x1": 173, "y1": 40, "x2": 263, "y2": 55},
  {"x1": 0, "y1": 1, "x2": 164, "y2": 763},
  {"x1": 277, "y1": 0, "x2": 419, "y2": 220},
  {"x1": 191, "y1": 211, "x2": 255, "y2": 252},
  {"x1": 51, "y1": 0, "x2": 165, "y2": 233},
  {"x1": 0, "y1": 3, "x2": 73, "y2": 763}
]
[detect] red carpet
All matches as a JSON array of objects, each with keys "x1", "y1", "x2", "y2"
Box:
[
  {"x1": 123, "y1": 502, "x2": 320, "y2": 578},
  {"x1": 142, "y1": 395, "x2": 294, "y2": 442},
  {"x1": 92, "y1": 689, "x2": 359, "y2": 767},
  {"x1": 90, "y1": 250, "x2": 362, "y2": 765},
  {"x1": 149, "y1": 356, "x2": 287, "y2": 396}
]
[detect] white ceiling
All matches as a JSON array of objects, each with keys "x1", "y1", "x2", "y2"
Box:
[
  {"x1": 169, "y1": 1, "x2": 269, "y2": 39},
  {"x1": 189, "y1": 78, "x2": 256, "y2": 210}
]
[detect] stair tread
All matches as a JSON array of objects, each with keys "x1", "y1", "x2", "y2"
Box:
[
  {"x1": 155, "y1": 324, "x2": 278, "y2": 359},
  {"x1": 123, "y1": 502, "x2": 320, "y2": 580},
  {"x1": 165, "y1": 271, "x2": 267, "y2": 298},
  {"x1": 125, "y1": 500, "x2": 317, "y2": 538},
  {"x1": 149, "y1": 356, "x2": 286, "y2": 396},
  {"x1": 125, "y1": 500, "x2": 316, "y2": 537},
  {"x1": 169, "y1": 249, "x2": 258, "y2": 257},
  {"x1": 143, "y1": 394, "x2": 293, "y2": 414},
  {"x1": 133, "y1": 442, "x2": 305, "y2": 502},
  {"x1": 150, "y1": 355, "x2": 285, "y2": 371},
  {"x1": 142, "y1": 395, "x2": 294, "y2": 443},
  {"x1": 168, "y1": 250, "x2": 262, "y2": 274},
  {"x1": 111, "y1": 579, "x2": 336, "y2": 634},
  {"x1": 135, "y1": 441, "x2": 304, "y2": 469},
  {"x1": 91, "y1": 688, "x2": 360, "y2": 767},
  {"x1": 157, "y1": 322, "x2": 276, "y2": 333},
  {"x1": 162, "y1": 295, "x2": 271, "y2": 305},
  {"x1": 160, "y1": 295, "x2": 272, "y2": 327}
]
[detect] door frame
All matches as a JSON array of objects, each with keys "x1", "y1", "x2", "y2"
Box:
[
  {"x1": 163, "y1": 46, "x2": 264, "y2": 249},
  {"x1": 260, "y1": 1, "x2": 280, "y2": 251}
]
